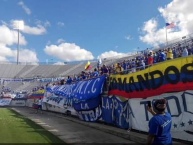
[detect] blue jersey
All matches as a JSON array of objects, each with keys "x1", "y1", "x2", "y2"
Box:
[
  {"x1": 82, "y1": 75, "x2": 86, "y2": 80},
  {"x1": 159, "y1": 52, "x2": 166, "y2": 62},
  {"x1": 131, "y1": 61, "x2": 136, "y2": 68},
  {"x1": 149, "y1": 112, "x2": 172, "y2": 144},
  {"x1": 153, "y1": 54, "x2": 157, "y2": 64},
  {"x1": 122, "y1": 63, "x2": 127, "y2": 70},
  {"x1": 66, "y1": 78, "x2": 72, "y2": 84},
  {"x1": 93, "y1": 71, "x2": 99, "y2": 77}
]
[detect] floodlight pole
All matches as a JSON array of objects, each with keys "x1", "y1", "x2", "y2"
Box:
[{"x1": 17, "y1": 28, "x2": 20, "y2": 65}]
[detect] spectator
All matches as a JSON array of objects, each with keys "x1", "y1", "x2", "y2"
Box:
[
  {"x1": 182, "y1": 46, "x2": 188, "y2": 57},
  {"x1": 144, "y1": 56, "x2": 148, "y2": 66},
  {"x1": 131, "y1": 59, "x2": 136, "y2": 73},
  {"x1": 66, "y1": 76, "x2": 72, "y2": 84},
  {"x1": 187, "y1": 46, "x2": 192, "y2": 55},
  {"x1": 172, "y1": 47, "x2": 177, "y2": 58},
  {"x1": 178, "y1": 44, "x2": 183, "y2": 52},
  {"x1": 73, "y1": 75, "x2": 79, "y2": 82},
  {"x1": 81, "y1": 71, "x2": 86, "y2": 80},
  {"x1": 158, "y1": 50, "x2": 166, "y2": 62},
  {"x1": 122, "y1": 60, "x2": 127, "y2": 71},
  {"x1": 36, "y1": 98, "x2": 42, "y2": 114},
  {"x1": 153, "y1": 52, "x2": 157, "y2": 64},
  {"x1": 60, "y1": 79, "x2": 65, "y2": 85},
  {"x1": 115, "y1": 63, "x2": 123, "y2": 74},
  {"x1": 101, "y1": 64, "x2": 109, "y2": 75},
  {"x1": 139, "y1": 60, "x2": 145, "y2": 70},
  {"x1": 92, "y1": 68, "x2": 99, "y2": 77},
  {"x1": 147, "y1": 99, "x2": 172, "y2": 145},
  {"x1": 148, "y1": 54, "x2": 153, "y2": 66},
  {"x1": 166, "y1": 48, "x2": 173, "y2": 60}
]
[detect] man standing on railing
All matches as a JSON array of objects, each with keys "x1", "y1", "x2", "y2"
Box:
[{"x1": 146, "y1": 99, "x2": 172, "y2": 145}]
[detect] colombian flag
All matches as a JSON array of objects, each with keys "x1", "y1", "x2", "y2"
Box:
[{"x1": 85, "y1": 61, "x2": 92, "y2": 71}]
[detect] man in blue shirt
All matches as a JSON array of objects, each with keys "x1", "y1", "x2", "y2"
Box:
[
  {"x1": 159, "y1": 50, "x2": 166, "y2": 62},
  {"x1": 147, "y1": 99, "x2": 172, "y2": 145},
  {"x1": 122, "y1": 60, "x2": 127, "y2": 71},
  {"x1": 92, "y1": 68, "x2": 99, "y2": 77},
  {"x1": 66, "y1": 76, "x2": 72, "y2": 84}
]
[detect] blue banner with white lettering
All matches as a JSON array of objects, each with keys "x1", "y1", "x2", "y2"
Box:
[
  {"x1": 45, "y1": 75, "x2": 106, "y2": 122},
  {"x1": 101, "y1": 96, "x2": 134, "y2": 129}
]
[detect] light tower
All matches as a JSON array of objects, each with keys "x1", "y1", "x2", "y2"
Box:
[{"x1": 13, "y1": 20, "x2": 24, "y2": 65}]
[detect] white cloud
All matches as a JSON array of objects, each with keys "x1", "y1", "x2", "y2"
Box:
[
  {"x1": 44, "y1": 43, "x2": 94, "y2": 62},
  {"x1": 0, "y1": 22, "x2": 39, "y2": 63},
  {"x1": 35, "y1": 19, "x2": 51, "y2": 27},
  {"x1": 11, "y1": 20, "x2": 47, "y2": 35},
  {"x1": 97, "y1": 51, "x2": 128, "y2": 59},
  {"x1": 140, "y1": 0, "x2": 193, "y2": 46},
  {"x1": 0, "y1": 43, "x2": 38, "y2": 63},
  {"x1": 22, "y1": 24, "x2": 46, "y2": 35},
  {"x1": 57, "y1": 22, "x2": 65, "y2": 27},
  {"x1": 0, "y1": 25, "x2": 26, "y2": 46},
  {"x1": 125, "y1": 35, "x2": 131, "y2": 40},
  {"x1": 57, "y1": 38, "x2": 65, "y2": 44},
  {"x1": 18, "y1": 1, "x2": 31, "y2": 15},
  {"x1": 44, "y1": 20, "x2": 51, "y2": 27},
  {"x1": 0, "y1": 56, "x2": 9, "y2": 62},
  {"x1": 12, "y1": 49, "x2": 39, "y2": 63},
  {"x1": 1, "y1": 20, "x2": 8, "y2": 26}
]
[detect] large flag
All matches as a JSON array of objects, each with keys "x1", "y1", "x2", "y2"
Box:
[
  {"x1": 85, "y1": 61, "x2": 92, "y2": 71},
  {"x1": 166, "y1": 22, "x2": 175, "y2": 29}
]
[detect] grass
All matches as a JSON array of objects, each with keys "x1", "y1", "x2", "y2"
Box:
[{"x1": 0, "y1": 108, "x2": 64, "y2": 143}]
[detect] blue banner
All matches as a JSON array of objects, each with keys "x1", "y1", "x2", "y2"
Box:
[
  {"x1": 101, "y1": 96, "x2": 134, "y2": 129},
  {"x1": 45, "y1": 75, "x2": 106, "y2": 122}
]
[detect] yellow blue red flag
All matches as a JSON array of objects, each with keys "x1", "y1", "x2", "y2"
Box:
[{"x1": 85, "y1": 61, "x2": 92, "y2": 70}]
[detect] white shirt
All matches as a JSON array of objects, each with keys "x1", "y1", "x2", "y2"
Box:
[{"x1": 38, "y1": 99, "x2": 42, "y2": 105}]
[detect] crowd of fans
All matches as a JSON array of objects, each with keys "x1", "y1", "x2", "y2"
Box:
[
  {"x1": 2, "y1": 41, "x2": 193, "y2": 91},
  {"x1": 47, "y1": 42, "x2": 193, "y2": 86}
]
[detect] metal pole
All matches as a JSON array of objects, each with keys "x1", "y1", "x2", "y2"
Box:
[
  {"x1": 165, "y1": 27, "x2": 168, "y2": 47},
  {"x1": 17, "y1": 29, "x2": 20, "y2": 65}
]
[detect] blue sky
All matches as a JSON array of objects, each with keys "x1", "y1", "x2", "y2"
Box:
[{"x1": 1, "y1": 0, "x2": 192, "y2": 63}]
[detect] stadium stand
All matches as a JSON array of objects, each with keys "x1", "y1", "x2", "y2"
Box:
[{"x1": 0, "y1": 33, "x2": 193, "y2": 94}]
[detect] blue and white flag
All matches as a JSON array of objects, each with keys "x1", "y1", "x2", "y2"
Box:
[{"x1": 45, "y1": 75, "x2": 106, "y2": 122}]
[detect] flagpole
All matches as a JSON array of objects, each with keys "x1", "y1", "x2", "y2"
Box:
[{"x1": 165, "y1": 27, "x2": 168, "y2": 47}]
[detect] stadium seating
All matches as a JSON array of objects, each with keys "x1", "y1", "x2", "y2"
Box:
[{"x1": 0, "y1": 34, "x2": 193, "y2": 93}]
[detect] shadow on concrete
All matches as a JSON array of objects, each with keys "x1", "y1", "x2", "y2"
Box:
[{"x1": 8, "y1": 109, "x2": 65, "y2": 144}]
